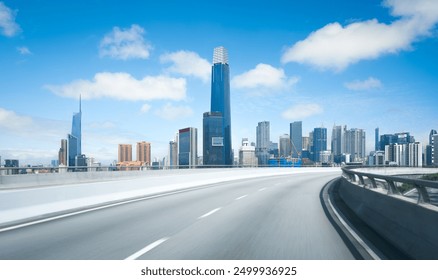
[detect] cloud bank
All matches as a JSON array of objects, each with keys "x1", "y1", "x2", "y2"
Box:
[
  {"x1": 344, "y1": 77, "x2": 382, "y2": 91},
  {"x1": 282, "y1": 103, "x2": 323, "y2": 120},
  {"x1": 233, "y1": 63, "x2": 299, "y2": 91},
  {"x1": 160, "y1": 51, "x2": 211, "y2": 82},
  {"x1": 99, "y1": 24, "x2": 152, "y2": 60},
  {"x1": 45, "y1": 72, "x2": 186, "y2": 101},
  {"x1": 0, "y1": 2, "x2": 21, "y2": 37},
  {"x1": 282, "y1": 0, "x2": 438, "y2": 71}
]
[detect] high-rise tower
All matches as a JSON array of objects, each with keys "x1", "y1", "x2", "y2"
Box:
[
  {"x1": 290, "y1": 121, "x2": 302, "y2": 158},
  {"x1": 68, "y1": 97, "x2": 82, "y2": 167},
  {"x1": 204, "y1": 46, "x2": 232, "y2": 166}
]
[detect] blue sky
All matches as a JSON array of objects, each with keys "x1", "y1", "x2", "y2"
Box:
[{"x1": 1, "y1": 0, "x2": 437, "y2": 165}]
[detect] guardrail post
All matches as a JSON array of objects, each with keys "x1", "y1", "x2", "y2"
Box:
[
  {"x1": 415, "y1": 184, "x2": 431, "y2": 204},
  {"x1": 369, "y1": 177, "x2": 377, "y2": 189},
  {"x1": 385, "y1": 179, "x2": 399, "y2": 195},
  {"x1": 357, "y1": 175, "x2": 365, "y2": 186}
]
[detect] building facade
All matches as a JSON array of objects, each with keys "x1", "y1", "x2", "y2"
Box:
[
  {"x1": 168, "y1": 140, "x2": 178, "y2": 168},
  {"x1": 312, "y1": 127, "x2": 327, "y2": 163},
  {"x1": 290, "y1": 121, "x2": 302, "y2": 158},
  {"x1": 67, "y1": 97, "x2": 83, "y2": 168},
  {"x1": 58, "y1": 139, "x2": 68, "y2": 166},
  {"x1": 178, "y1": 127, "x2": 198, "y2": 168},
  {"x1": 210, "y1": 46, "x2": 232, "y2": 165},
  {"x1": 118, "y1": 144, "x2": 132, "y2": 163},
  {"x1": 239, "y1": 138, "x2": 257, "y2": 167},
  {"x1": 256, "y1": 121, "x2": 270, "y2": 166},
  {"x1": 279, "y1": 134, "x2": 291, "y2": 158},
  {"x1": 136, "y1": 141, "x2": 151, "y2": 165},
  {"x1": 331, "y1": 125, "x2": 344, "y2": 163},
  {"x1": 344, "y1": 128, "x2": 366, "y2": 162},
  {"x1": 203, "y1": 112, "x2": 224, "y2": 166}
]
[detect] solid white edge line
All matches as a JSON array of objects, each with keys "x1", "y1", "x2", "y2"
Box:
[
  {"x1": 0, "y1": 189, "x2": 195, "y2": 233},
  {"x1": 327, "y1": 196, "x2": 381, "y2": 260},
  {"x1": 235, "y1": 195, "x2": 248, "y2": 200},
  {"x1": 125, "y1": 238, "x2": 169, "y2": 260},
  {"x1": 198, "y1": 207, "x2": 221, "y2": 219}
]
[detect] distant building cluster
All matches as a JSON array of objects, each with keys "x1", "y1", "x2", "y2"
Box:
[{"x1": 3, "y1": 46, "x2": 437, "y2": 172}]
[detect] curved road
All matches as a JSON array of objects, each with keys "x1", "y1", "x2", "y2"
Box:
[{"x1": 0, "y1": 171, "x2": 354, "y2": 259}]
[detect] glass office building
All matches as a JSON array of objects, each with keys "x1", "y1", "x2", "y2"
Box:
[
  {"x1": 312, "y1": 127, "x2": 327, "y2": 163},
  {"x1": 68, "y1": 97, "x2": 82, "y2": 167},
  {"x1": 178, "y1": 127, "x2": 198, "y2": 168},
  {"x1": 203, "y1": 112, "x2": 224, "y2": 166},
  {"x1": 290, "y1": 121, "x2": 302, "y2": 158},
  {"x1": 210, "y1": 46, "x2": 232, "y2": 165}
]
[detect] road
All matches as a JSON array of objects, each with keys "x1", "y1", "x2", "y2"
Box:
[{"x1": 0, "y1": 170, "x2": 355, "y2": 259}]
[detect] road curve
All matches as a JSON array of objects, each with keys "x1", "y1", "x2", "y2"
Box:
[{"x1": 0, "y1": 170, "x2": 354, "y2": 259}]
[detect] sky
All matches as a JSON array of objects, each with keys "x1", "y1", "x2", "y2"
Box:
[{"x1": 1, "y1": 0, "x2": 437, "y2": 165}]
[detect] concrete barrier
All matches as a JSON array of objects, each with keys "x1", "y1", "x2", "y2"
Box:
[{"x1": 338, "y1": 177, "x2": 438, "y2": 259}]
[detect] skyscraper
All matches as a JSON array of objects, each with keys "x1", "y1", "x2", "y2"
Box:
[
  {"x1": 434, "y1": 135, "x2": 438, "y2": 166},
  {"x1": 331, "y1": 125, "x2": 344, "y2": 163},
  {"x1": 210, "y1": 46, "x2": 232, "y2": 165},
  {"x1": 67, "y1": 97, "x2": 82, "y2": 167},
  {"x1": 168, "y1": 139, "x2": 178, "y2": 168},
  {"x1": 375, "y1": 127, "x2": 380, "y2": 151},
  {"x1": 256, "y1": 121, "x2": 270, "y2": 166},
  {"x1": 179, "y1": 127, "x2": 198, "y2": 168},
  {"x1": 312, "y1": 127, "x2": 327, "y2": 163},
  {"x1": 290, "y1": 121, "x2": 302, "y2": 158},
  {"x1": 279, "y1": 134, "x2": 291, "y2": 158},
  {"x1": 426, "y1": 129, "x2": 437, "y2": 166},
  {"x1": 344, "y1": 128, "x2": 366, "y2": 162},
  {"x1": 136, "y1": 141, "x2": 151, "y2": 165},
  {"x1": 118, "y1": 144, "x2": 132, "y2": 162},
  {"x1": 58, "y1": 139, "x2": 68, "y2": 166}
]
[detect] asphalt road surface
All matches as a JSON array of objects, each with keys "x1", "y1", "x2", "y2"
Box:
[{"x1": 0, "y1": 170, "x2": 355, "y2": 259}]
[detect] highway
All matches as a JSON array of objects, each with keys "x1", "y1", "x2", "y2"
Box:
[{"x1": 0, "y1": 170, "x2": 355, "y2": 259}]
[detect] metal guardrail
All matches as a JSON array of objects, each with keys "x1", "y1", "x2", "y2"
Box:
[{"x1": 341, "y1": 166, "x2": 438, "y2": 206}]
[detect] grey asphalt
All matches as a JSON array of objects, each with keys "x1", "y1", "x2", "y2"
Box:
[{"x1": 0, "y1": 171, "x2": 354, "y2": 259}]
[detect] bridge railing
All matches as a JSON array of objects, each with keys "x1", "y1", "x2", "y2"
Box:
[{"x1": 341, "y1": 166, "x2": 438, "y2": 206}]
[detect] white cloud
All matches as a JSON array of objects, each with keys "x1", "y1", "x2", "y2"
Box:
[
  {"x1": 0, "y1": 2, "x2": 21, "y2": 37},
  {"x1": 99, "y1": 24, "x2": 151, "y2": 60},
  {"x1": 140, "y1": 103, "x2": 151, "y2": 114},
  {"x1": 154, "y1": 103, "x2": 193, "y2": 120},
  {"x1": 344, "y1": 77, "x2": 382, "y2": 91},
  {"x1": 232, "y1": 63, "x2": 299, "y2": 91},
  {"x1": 0, "y1": 107, "x2": 33, "y2": 132},
  {"x1": 45, "y1": 72, "x2": 187, "y2": 101},
  {"x1": 282, "y1": 0, "x2": 438, "y2": 71},
  {"x1": 282, "y1": 103, "x2": 323, "y2": 120},
  {"x1": 17, "y1": 46, "x2": 32, "y2": 55},
  {"x1": 160, "y1": 51, "x2": 211, "y2": 82}
]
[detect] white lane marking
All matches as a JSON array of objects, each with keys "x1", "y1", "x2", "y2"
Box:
[
  {"x1": 327, "y1": 196, "x2": 381, "y2": 260},
  {"x1": 258, "y1": 187, "x2": 266, "y2": 192},
  {"x1": 125, "y1": 238, "x2": 169, "y2": 260},
  {"x1": 198, "y1": 207, "x2": 221, "y2": 219},
  {"x1": 235, "y1": 195, "x2": 248, "y2": 200},
  {"x1": 0, "y1": 189, "x2": 198, "y2": 233}
]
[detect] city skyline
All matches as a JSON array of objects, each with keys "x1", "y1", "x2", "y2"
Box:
[{"x1": 1, "y1": 0, "x2": 438, "y2": 165}]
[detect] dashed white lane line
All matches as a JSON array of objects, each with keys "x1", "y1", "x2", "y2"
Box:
[
  {"x1": 258, "y1": 187, "x2": 266, "y2": 192},
  {"x1": 235, "y1": 195, "x2": 248, "y2": 200},
  {"x1": 125, "y1": 237, "x2": 169, "y2": 260},
  {"x1": 198, "y1": 207, "x2": 221, "y2": 219}
]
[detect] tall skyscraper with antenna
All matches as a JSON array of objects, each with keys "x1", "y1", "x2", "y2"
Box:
[
  {"x1": 203, "y1": 46, "x2": 233, "y2": 166},
  {"x1": 68, "y1": 96, "x2": 82, "y2": 167}
]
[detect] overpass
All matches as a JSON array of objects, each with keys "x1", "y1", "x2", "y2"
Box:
[{"x1": 0, "y1": 167, "x2": 437, "y2": 259}]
